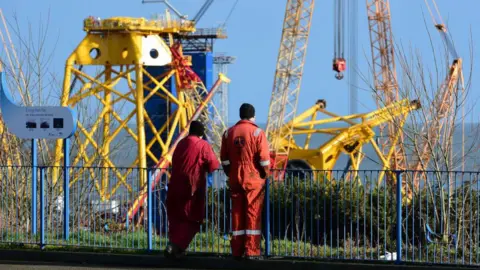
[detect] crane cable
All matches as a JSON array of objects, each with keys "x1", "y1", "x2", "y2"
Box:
[
  {"x1": 423, "y1": 0, "x2": 444, "y2": 27},
  {"x1": 220, "y1": 0, "x2": 239, "y2": 29},
  {"x1": 423, "y1": 0, "x2": 458, "y2": 58},
  {"x1": 334, "y1": 0, "x2": 345, "y2": 59}
]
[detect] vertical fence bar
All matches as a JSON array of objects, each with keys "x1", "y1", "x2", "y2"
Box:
[
  {"x1": 31, "y1": 139, "x2": 37, "y2": 236},
  {"x1": 396, "y1": 171, "x2": 403, "y2": 264},
  {"x1": 39, "y1": 167, "x2": 45, "y2": 249},
  {"x1": 147, "y1": 169, "x2": 152, "y2": 251},
  {"x1": 265, "y1": 177, "x2": 270, "y2": 257},
  {"x1": 63, "y1": 138, "x2": 70, "y2": 240}
]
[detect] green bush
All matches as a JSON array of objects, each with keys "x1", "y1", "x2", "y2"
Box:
[{"x1": 204, "y1": 175, "x2": 480, "y2": 254}]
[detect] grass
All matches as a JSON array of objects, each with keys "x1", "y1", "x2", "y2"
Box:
[
  {"x1": 0, "y1": 230, "x2": 380, "y2": 257},
  {"x1": 3, "y1": 229, "x2": 479, "y2": 266}
]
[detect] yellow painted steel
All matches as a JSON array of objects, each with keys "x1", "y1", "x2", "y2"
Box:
[
  {"x1": 282, "y1": 99, "x2": 421, "y2": 183},
  {"x1": 52, "y1": 15, "x2": 226, "y2": 201},
  {"x1": 266, "y1": 0, "x2": 315, "y2": 171},
  {"x1": 83, "y1": 16, "x2": 196, "y2": 34}
]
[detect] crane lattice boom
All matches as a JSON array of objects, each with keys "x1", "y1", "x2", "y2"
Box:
[
  {"x1": 366, "y1": 0, "x2": 406, "y2": 172},
  {"x1": 266, "y1": 0, "x2": 315, "y2": 172}
]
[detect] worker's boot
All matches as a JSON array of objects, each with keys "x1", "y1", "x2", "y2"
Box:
[
  {"x1": 164, "y1": 244, "x2": 175, "y2": 259},
  {"x1": 164, "y1": 243, "x2": 184, "y2": 259}
]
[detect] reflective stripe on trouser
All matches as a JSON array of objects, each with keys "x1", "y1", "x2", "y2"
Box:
[
  {"x1": 230, "y1": 187, "x2": 265, "y2": 256},
  {"x1": 168, "y1": 215, "x2": 201, "y2": 250}
]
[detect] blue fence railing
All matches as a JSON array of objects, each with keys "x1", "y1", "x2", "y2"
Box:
[{"x1": 0, "y1": 166, "x2": 479, "y2": 266}]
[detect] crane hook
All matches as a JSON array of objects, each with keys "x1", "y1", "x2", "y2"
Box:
[{"x1": 333, "y1": 58, "x2": 346, "y2": 80}]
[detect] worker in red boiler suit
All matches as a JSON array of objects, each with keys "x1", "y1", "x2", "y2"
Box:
[
  {"x1": 220, "y1": 103, "x2": 270, "y2": 260},
  {"x1": 164, "y1": 120, "x2": 220, "y2": 259}
]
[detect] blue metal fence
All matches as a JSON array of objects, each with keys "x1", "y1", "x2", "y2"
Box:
[{"x1": 0, "y1": 166, "x2": 479, "y2": 266}]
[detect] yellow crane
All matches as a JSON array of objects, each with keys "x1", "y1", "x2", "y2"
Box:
[
  {"x1": 265, "y1": 0, "x2": 315, "y2": 175},
  {"x1": 285, "y1": 99, "x2": 421, "y2": 183},
  {"x1": 265, "y1": 0, "x2": 419, "y2": 181}
]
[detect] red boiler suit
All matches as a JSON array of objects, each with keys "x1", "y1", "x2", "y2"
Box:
[
  {"x1": 166, "y1": 135, "x2": 220, "y2": 250},
  {"x1": 220, "y1": 120, "x2": 270, "y2": 257}
]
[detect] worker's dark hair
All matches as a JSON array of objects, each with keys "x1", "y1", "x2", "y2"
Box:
[
  {"x1": 239, "y1": 103, "x2": 255, "y2": 120},
  {"x1": 189, "y1": 120, "x2": 205, "y2": 137}
]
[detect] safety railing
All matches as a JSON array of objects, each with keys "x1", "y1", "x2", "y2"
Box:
[
  {"x1": 83, "y1": 16, "x2": 196, "y2": 33},
  {"x1": 0, "y1": 166, "x2": 479, "y2": 266}
]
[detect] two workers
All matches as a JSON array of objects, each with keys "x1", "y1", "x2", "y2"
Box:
[{"x1": 165, "y1": 103, "x2": 270, "y2": 260}]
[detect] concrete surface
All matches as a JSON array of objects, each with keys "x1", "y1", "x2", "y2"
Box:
[
  {"x1": 0, "y1": 265, "x2": 201, "y2": 270},
  {"x1": 0, "y1": 249, "x2": 477, "y2": 270}
]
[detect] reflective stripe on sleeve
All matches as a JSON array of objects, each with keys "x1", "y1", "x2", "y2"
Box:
[
  {"x1": 232, "y1": 230, "x2": 245, "y2": 236},
  {"x1": 246, "y1": 230, "x2": 262, "y2": 235},
  {"x1": 260, "y1": 160, "x2": 270, "y2": 166},
  {"x1": 222, "y1": 160, "x2": 230, "y2": 166},
  {"x1": 253, "y1": 128, "x2": 262, "y2": 137}
]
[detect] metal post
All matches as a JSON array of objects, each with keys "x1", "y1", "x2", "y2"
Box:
[
  {"x1": 396, "y1": 171, "x2": 402, "y2": 264},
  {"x1": 265, "y1": 177, "x2": 270, "y2": 257},
  {"x1": 63, "y1": 138, "x2": 70, "y2": 240},
  {"x1": 31, "y1": 139, "x2": 37, "y2": 235},
  {"x1": 39, "y1": 167, "x2": 45, "y2": 249},
  {"x1": 147, "y1": 169, "x2": 152, "y2": 251}
]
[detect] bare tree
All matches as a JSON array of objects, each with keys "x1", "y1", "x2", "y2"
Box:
[{"x1": 358, "y1": 11, "x2": 479, "y2": 257}]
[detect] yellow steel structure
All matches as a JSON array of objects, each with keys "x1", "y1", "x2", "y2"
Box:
[
  {"x1": 266, "y1": 0, "x2": 315, "y2": 171},
  {"x1": 366, "y1": 0, "x2": 406, "y2": 173},
  {"x1": 265, "y1": 0, "x2": 420, "y2": 183},
  {"x1": 52, "y1": 13, "x2": 228, "y2": 200},
  {"x1": 280, "y1": 98, "x2": 421, "y2": 183}
]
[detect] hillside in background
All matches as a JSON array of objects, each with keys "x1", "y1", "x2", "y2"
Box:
[{"x1": 91, "y1": 121, "x2": 479, "y2": 172}]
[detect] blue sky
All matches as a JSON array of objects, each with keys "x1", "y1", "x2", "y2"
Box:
[{"x1": 2, "y1": 0, "x2": 479, "y2": 124}]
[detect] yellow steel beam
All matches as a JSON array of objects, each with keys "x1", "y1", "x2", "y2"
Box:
[
  {"x1": 303, "y1": 110, "x2": 318, "y2": 149},
  {"x1": 281, "y1": 99, "x2": 421, "y2": 178},
  {"x1": 141, "y1": 67, "x2": 181, "y2": 105},
  {"x1": 55, "y1": 17, "x2": 227, "y2": 200},
  {"x1": 143, "y1": 111, "x2": 168, "y2": 153},
  {"x1": 69, "y1": 68, "x2": 136, "y2": 105}
]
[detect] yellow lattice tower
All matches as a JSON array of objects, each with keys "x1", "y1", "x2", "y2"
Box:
[{"x1": 52, "y1": 13, "x2": 226, "y2": 200}]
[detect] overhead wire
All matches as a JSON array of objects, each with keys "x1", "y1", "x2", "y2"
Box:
[{"x1": 220, "y1": 0, "x2": 239, "y2": 29}]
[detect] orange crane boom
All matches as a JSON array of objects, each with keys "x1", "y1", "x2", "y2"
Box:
[
  {"x1": 366, "y1": 0, "x2": 406, "y2": 173},
  {"x1": 411, "y1": 0, "x2": 463, "y2": 183}
]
